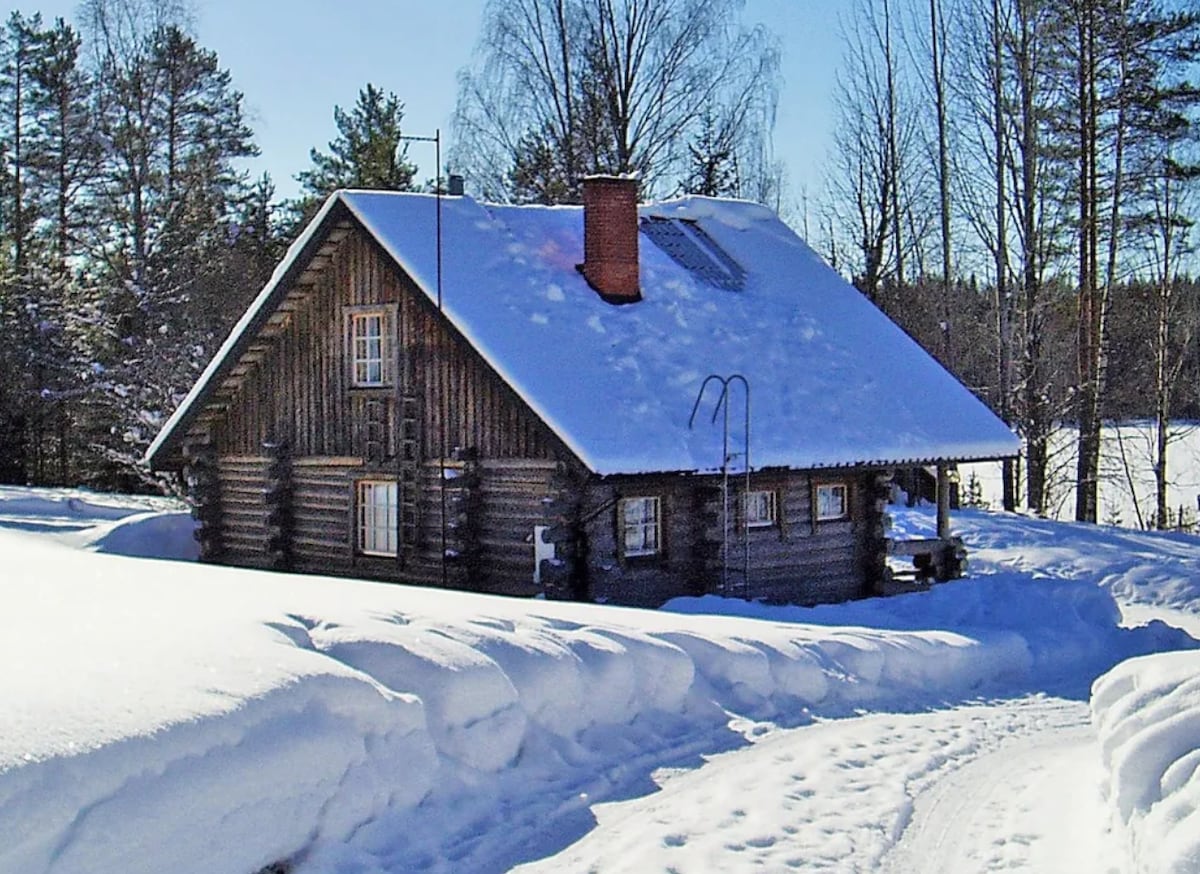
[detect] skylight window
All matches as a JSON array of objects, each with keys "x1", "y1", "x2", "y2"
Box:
[{"x1": 640, "y1": 216, "x2": 746, "y2": 291}]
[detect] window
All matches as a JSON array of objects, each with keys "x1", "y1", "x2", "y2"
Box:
[
  {"x1": 621, "y1": 496, "x2": 661, "y2": 557},
  {"x1": 744, "y1": 489, "x2": 778, "y2": 528},
  {"x1": 357, "y1": 480, "x2": 399, "y2": 556},
  {"x1": 815, "y1": 483, "x2": 848, "y2": 521},
  {"x1": 350, "y1": 310, "x2": 387, "y2": 386}
]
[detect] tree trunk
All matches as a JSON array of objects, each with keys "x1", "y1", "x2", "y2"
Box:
[
  {"x1": 883, "y1": 0, "x2": 904, "y2": 299},
  {"x1": 993, "y1": 0, "x2": 1017, "y2": 512},
  {"x1": 1153, "y1": 164, "x2": 1173, "y2": 530},
  {"x1": 1074, "y1": 0, "x2": 1101, "y2": 523},
  {"x1": 1017, "y1": 0, "x2": 1046, "y2": 511}
]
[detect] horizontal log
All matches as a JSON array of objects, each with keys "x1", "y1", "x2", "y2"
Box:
[
  {"x1": 479, "y1": 458, "x2": 559, "y2": 472},
  {"x1": 291, "y1": 535, "x2": 351, "y2": 555},
  {"x1": 292, "y1": 520, "x2": 350, "y2": 539},
  {"x1": 293, "y1": 456, "x2": 363, "y2": 468},
  {"x1": 888, "y1": 537, "x2": 956, "y2": 557}
]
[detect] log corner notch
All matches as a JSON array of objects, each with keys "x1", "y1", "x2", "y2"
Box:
[
  {"x1": 538, "y1": 461, "x2": 590, "y2": 601},
  {"x1": 263, "y1": 437, "x2": 294, "y2": 572},
  {"x1": 878, "y1": 463, "x2": 968, "y2": 593},
  {"x1": 444, "y1": 447, "x2": 484, "y2": 589},
  {"x1": 184, "y1": 441, "x2": 222, "y2": 563}
]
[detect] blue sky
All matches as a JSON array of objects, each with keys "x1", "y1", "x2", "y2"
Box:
[{"x1": 18, "y1": 1, "x2": 842, "y2": 208}]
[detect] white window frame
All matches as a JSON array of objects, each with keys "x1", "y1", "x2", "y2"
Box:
[
  {"x1": 350, "y1": 309, "x2": 388, "y2": 387},
  {"x1": 620, "y1": 496, "x2": 661, "y2": 558},
  {"x1": 744, "y1": 489, "x2": 778, "y2": 528},
  {"x1": 357, "y1": 479, "x2": 399, "y2": 556},
  {"x1": 815, "y1": 482, "x2": 849, "y2": 522}
]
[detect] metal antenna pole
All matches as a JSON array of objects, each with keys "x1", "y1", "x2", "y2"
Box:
[
  {"x1": 725, "y1": 375, "x2": 751, "y2": 597},
  {"x1": 690, "y1": 374, "x2": 751, "y2": 598},
  {"x1": 720, "y1": 381, "x2": 730, "y2": 595},
  {"x1": 400, "y1": 131, "x2": 448, "y2": 586}
]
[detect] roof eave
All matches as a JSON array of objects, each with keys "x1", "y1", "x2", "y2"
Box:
[{"x1": 592, "y1": 447, "x2": 1021, "y2": 479}]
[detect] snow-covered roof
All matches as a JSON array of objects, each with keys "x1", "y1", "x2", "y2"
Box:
[{"x1": 148, "y1": 189, "x2": 1018, "y2": 474}]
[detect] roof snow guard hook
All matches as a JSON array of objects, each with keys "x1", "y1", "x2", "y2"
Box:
[{"x1": 689, "y1": 374, "x2": 751, "y2": 599}]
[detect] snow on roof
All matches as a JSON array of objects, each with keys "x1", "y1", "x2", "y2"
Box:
[{"x1": 149, "y1": 190, "x2": 1019, "y2": 473}]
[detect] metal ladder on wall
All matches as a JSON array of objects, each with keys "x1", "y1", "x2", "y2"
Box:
[
  {"x1": 397, "y1": 394, "x2": 422, "y2": 555},
  {"x1": 365, "y1": 400, "x2": 388, "y2": 463}
]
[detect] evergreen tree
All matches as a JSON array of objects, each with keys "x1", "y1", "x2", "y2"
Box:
[
  {"x1": 294, "y1": 83, "x2": 416, "y2": 220},
  {"x1": 680, "y1": 111, "x2": 739, "y2": 198},
  {"x1": 85, "y1": 14, "x2": 258, "y2": 485},
  {"x1": 28, "y1": 17, "x2": 98, "y2": 275},
  {"x1": 0, "y1": 12, "x2": 83, "y2": 483},
  {"x1": 509, "y1": 126, "x2": 574, "y2": 205},
  {"x1": 0, "y1": 11, "x2": 49, "y2": 275}
]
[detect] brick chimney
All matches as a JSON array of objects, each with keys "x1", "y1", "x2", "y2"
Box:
[{"x1": 579, "y1": 175, "x2": 641, "y2": 304}]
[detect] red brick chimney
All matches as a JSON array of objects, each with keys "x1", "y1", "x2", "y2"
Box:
[{"x1": 579, "y1": 175, "x2": 641, "y2": 304}]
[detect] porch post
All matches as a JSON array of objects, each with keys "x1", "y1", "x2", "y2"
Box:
[{"x1": 936, "y1": 464, "x2": 951, "y2": 540}]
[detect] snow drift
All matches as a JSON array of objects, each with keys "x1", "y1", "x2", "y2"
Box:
[{"x1": 1093, "y1": 652, "x2": 1200, "y2": 874}]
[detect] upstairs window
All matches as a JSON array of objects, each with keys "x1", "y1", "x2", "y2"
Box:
[
  {"x1": 815, "y1": 482, "x2": 848, "y2": 522},
  {"x1": 345, "y1": 305, "x2": 397, "y2": 388},
  {"x1": 351, "y1": 311, "x2": 386, "y2": 386},
  {"x1": 357, "y1": 480, "x2": 399, "y2": 556},
  {"x1": 621, "y1": 496, "x2": 661, "y2": 557},
  {"x1": 744, "y1": 489, "x2": 778, "y2": 528}
]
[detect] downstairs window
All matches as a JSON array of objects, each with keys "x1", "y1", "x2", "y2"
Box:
[
  {"x1": 620, "y1": 496, "x2": 661, "y2": 557},
  {"x1": 357, "y1": 480, "x2": 399, "y2": 556}
]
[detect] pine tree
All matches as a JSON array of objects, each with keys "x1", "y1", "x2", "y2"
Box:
[
  {"x1": 0, "y1": 11, "x2": 53, "y2": 274},
  {"x1": 85, "y1": 15, "x2": 258, "y2": 485},
  {"x1": 28, "y1": 19, "x2": 96, "y2": 264},
  {"x1": 294, "y1": 83, "x2": 416, "y2": 220},
  {"x1": 0, "y1": 11, "x2": 80, "y2": 483},
  {"x1": 509, "y1": 127, "x2": 575, "y2": 205},
  {"x1": 681, "y1": 111, "x2": 739, "y2": 198},
  {"x1": 23, "y1": 18, "x2": 101, "y2": 482}
]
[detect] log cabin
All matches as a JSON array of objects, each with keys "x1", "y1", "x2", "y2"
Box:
[{"x1": 146, "y1": 176, "x2": 1019, "y2": 607}]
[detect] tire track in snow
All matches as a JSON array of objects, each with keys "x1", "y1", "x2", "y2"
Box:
[
  {"x1": 507, "y1": 697, "x2": 1097, "y2": 873},
  {"x1": 880, "y1": 715, "x2": 1127, "y2": 873}
]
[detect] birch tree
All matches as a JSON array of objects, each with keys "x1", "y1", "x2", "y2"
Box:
[{"x1": 452, "y1": 0, "x2": 780, "y2": 202}]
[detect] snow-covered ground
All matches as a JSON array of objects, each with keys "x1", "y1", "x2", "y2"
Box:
[{"x1": 3, "y1": 486, "x2": 1200, "y2": 873}]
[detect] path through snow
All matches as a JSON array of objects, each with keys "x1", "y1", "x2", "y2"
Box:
[
  {"x1": 880, "y1": 709, "x2": 1123, "y2": 873},
  {"x1": 509, "y1": 696, "x2": 1099, "y2": 872}
]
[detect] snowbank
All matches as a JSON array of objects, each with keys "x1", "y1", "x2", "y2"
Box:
[
  {"x1": 0, "y1": 485, "x2": 197, "y2": 559},
  {"x1": 896, "y1": 505, "x2": 1200, "y2": 617},
  {"x1": 1092, "y1": 652, "x2": 1200, "y2": 874},
  {"x1": 670, "y1": 509, "x2": 1198, "y2": 696},
  {"x1": 0, "y1": 526, "x2": 1045, "y2": 873}
]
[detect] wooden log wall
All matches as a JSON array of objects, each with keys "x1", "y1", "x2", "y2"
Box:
[
  {"x1": 583, "y1": 470, "x2": 878, "y2": 608},
  {"x1": 212, "y1": 454, "x2": 559, "y2": 594},
  {"x1": 476, "y1": 458, "x2": 559, "y2": 596},
  {"x1": 210, "y1": 450, "x2": 881, "y2": 608},
  {"x1": 407, "y1": 458, "x2": 558, "y2": 596},
  {"x1": 583, "y1": 474, "x2": 710, "y2": 608},
  {"x1": 732, "y1": 471, "x2": 870, "y2": 605},
  {"x1": 184, "y1": 443, "x2": 222, "y2": 562},
  {"x1": 289, "y1": 458, "x2": 357, "y2": 573},
  {"x1": 212, "y1": 225, "x2": 561, "y2": 465}
]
